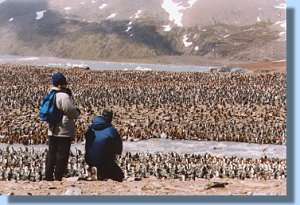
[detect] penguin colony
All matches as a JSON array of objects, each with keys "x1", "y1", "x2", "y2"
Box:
[
  {"x1": 0, "y1": 146, "x2": 286, "y2": 181},
  {"x1": 0, "y1": 65, "x2": 286, "y2": 145},
  {"x1": 0, "y1": 64, "x2": 286, "y2": 181}
]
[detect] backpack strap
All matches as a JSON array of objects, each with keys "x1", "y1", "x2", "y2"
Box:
[{"x1": 50, "y1": 88, "x2": 72, "y2": 96}]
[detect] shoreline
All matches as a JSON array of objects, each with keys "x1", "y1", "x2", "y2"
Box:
[{"x1": 0, "y1": 54, "x2": 286, "y2": 73}]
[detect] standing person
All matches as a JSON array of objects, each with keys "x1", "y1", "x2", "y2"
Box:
[
  {"x1": 85, "y1": 110, "x2": 124, "y2": 182},
  {"x1": 43, "y1": 72, "x2": 80, "y2": 181}
]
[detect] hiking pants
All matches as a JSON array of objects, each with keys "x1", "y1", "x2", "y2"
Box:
[
  {"x1": 45, "y1": 136, "x2": 71, "y2": 181},
  {"x1": 97, "y1": 161, "x2": 124, "y2": 182}
]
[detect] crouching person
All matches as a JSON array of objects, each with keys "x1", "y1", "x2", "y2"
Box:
[{"x1": 85, "y1": 110, "x2": 124, "y2": 182}]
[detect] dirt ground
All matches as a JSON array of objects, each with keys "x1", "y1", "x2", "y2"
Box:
[
  {"x1": 0, "y1": 178, "x2": 286, "y2": 196},
  {"x1": 231, "y1": 61, "x2": 286, "y2": 73}
]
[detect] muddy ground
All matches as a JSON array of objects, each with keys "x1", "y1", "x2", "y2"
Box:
[{"x1": 0, "y1": 139, "x2": 287, "y2": 159}]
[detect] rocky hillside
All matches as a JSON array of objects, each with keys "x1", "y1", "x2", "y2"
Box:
[{"x1": 0, "y1": 0, "x2": 286, "y2": 62}]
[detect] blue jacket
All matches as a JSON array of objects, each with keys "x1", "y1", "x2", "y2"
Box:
[{"x1": 85, "y1": 116, "x2": 122, "y2": 166}]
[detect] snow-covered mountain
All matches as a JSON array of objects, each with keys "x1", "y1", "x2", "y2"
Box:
[{"x1": 0, "y1": 0, "x2": 286, "y2": 62}]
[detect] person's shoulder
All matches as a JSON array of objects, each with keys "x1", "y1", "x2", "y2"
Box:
[
  {"x1": 107, "y1": 126, "x2": 118, "y2": 135},
  {"x1": 106, "y1": 126, "x2": 116, "y2": 131},
  {"x1": 56, "y1": 92, "x2": 70, "y2": 100}
]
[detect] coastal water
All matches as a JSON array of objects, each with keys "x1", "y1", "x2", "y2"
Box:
[{"x1": 0, "y1": 55, "x2": 211, "y2": 72}]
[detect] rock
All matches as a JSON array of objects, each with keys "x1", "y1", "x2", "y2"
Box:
[
  {"x1": 134, "y1": 177, "x2": 142, "y2": 181},
  {"x1": 65, "y1": 177, "x2": 79, "y2": 182},
  {"x1": 64, "y1": 187, "x2": 82, "y2": 195},
  {"x1": 126, "y1": 177, "x2": 135, "y2": 182},
  {"x1": 205, "y1": 182, "x2": 229, "y2": 190}
]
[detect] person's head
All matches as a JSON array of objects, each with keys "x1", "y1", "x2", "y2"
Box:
[
  {"x1": 102, "y1": 109, "x2": 113, "y2": 123},
  {"x1": 52, "y1": 72, "x2": 67, "y2": 88}
]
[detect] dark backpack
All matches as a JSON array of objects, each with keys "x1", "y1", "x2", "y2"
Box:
[{"x1": 39, "y1": 90, "x2": 63, "y2": 125}]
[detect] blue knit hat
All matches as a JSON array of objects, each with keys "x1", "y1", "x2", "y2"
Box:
[
  {"x1": 52, "y1": 72, "x2": 67, "y2": 86},
  {"x1": 102, "y1": 109, "x2": 113, "y2": 123}
]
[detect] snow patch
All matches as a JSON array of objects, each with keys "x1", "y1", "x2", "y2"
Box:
[
  {"x1": 275, "y1": 20, "x2": 286, "y2": 29},
  {"x1": 106, "y1": 13, "x2": 117, "y2": 20},
  {"x1": 35, "y1": 10, "x2": 47, "y2": 20},
  {"x1": 243, "y1": 28, "x2": 254, "y2": 32},
  {"x1": 278, "y1": 31, "x2": 286, "y2": 41},
  {"x1": 91, "y1": 0, "x2": 96, "y2": 3},
  {"x1": 161, "y1": 0, "x2": 185, "y2": 27},
  {"x1": 47, "y1": 63, "x2": 64, "y2": 67},
  {"x1": 99, "y1": 3, "x2": 107, "y2": 9},
  {"x1": 0, "y1": 0, "x2": 6, "y2": 4},
  {"x1": 8, "y1": 18, "x2": 14, "y2": 22},
  {"x1": 256, "y1": 16, "x2": 261, "y2": 22},
  {"x1": 194, "y1": 46, "x2": 199, "y2": 51},
  {"x1": 135, "y1": 66, "x2": 152, "y2": 71},
  {"x1": 125, "y1": 26, "x2": 132, "y2": 32},
  {"x1": 280, "y1": 22, "x2": 286, "y2": 29},
  {"x1": 134, "y1": 10, "x2": 142, "y2": 19},
  {"x1": 80, "y1": 2, "x2": 85, "y2": 5},
  {"x1": 188, "y1": 0, "x2": 198, "y2": 7},
  {"x1": 128, "y1": 21, "x2": 133, "y2": 25},
  {"x1": 162, "y1": 25, "x2": 172, "y2": 32},
  {"x1": 223, "y1": 34, "x2": 231, "y2": 38},
  {"x1": 161, "y1": 0, "x2": 198, "y2": 27},
  {"x1": 279, "y1": 32, "x2": 286, "y2": 36},
  {"x1": 66, "y1": 63, "x2": 89, "y2": 68},
  {"x1": 273, "y1": 59, "x2": 286, "y2": 63},
  {"x1": 64, "y1": 7, "x2": 72, "y2": 11},
  {"x1": 17, "y1": 57, "x2": 40, "y2": 61},
  {"x1": 274, "y1": 3, "x2": 286, "y2": 10},
  {"x1": 183, "y1": 34, "x2": 192, "y2": 47}
]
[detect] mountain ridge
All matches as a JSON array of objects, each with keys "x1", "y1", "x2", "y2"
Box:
[{"x1": 0, "y1": 0, "x2": 286, "y2": 62}]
